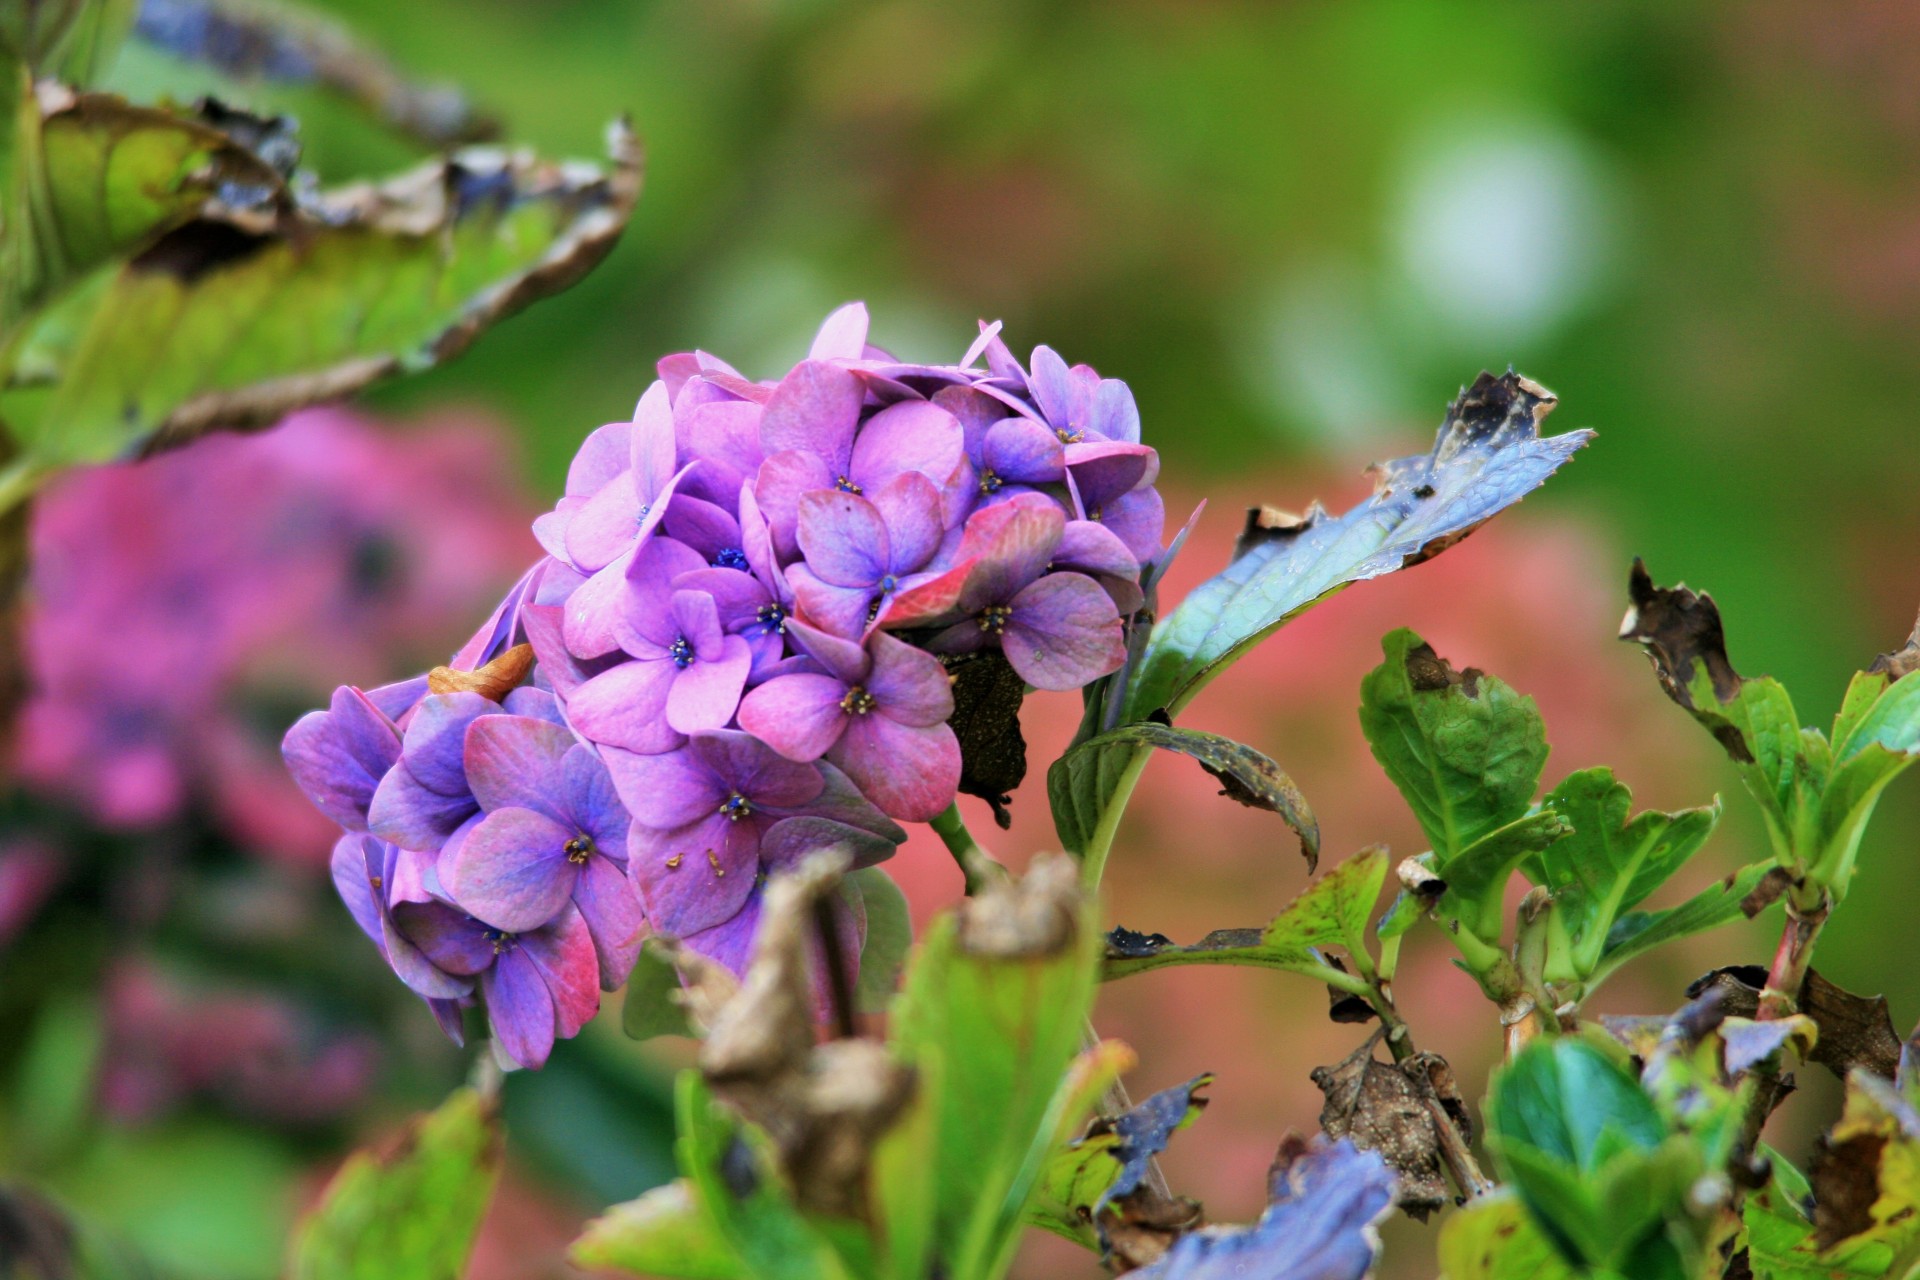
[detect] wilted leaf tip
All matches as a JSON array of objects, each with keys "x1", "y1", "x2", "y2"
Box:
[{"x1": 1620, "y1": 559, "x2": 1749, "y2": 746}]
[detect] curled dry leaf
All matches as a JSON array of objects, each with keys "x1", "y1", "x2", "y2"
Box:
[
  {"x1": 1869, "y1": 614, "x2": 1920, "y2": 681},
  {"x1": 670, "y1": 851, "x2": 916, "y2": 1223},
  {"x1": 1688, "y1": 966, "x2": 1902, "y2": 1081},
  {"x1": 427, "y1": 643, "x2": 535, "y2": 702},
  {"x1": 1089, "y1": 1075, "x2": 1212, "y2": 1271},
  {"x1": 1311, "y1": 1031, "x2": 1472, "y2": 1221},
  {"x1": 956, "y1": 851, "x2": 1082, "y2": 959},
  {"x1": 1619, "y1": 559, "x2": 1747, "y2": 732}
]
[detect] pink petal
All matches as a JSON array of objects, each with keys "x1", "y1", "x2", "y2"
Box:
[
  {"x1": 760, "y1": 360, "x2": 861, "y2": 463},
  {"x1": 1003, "y1": 572, "x2": 1125, "y2": 691},
  {"x1": 524, "y1": 909, "x2": 601, "y2": 1038},
  {"x1": 867, "y1": 471, "x2": 944, "y2": 572},
  {"x1": 628, "y1": 815, "x2": 759, "y2": 936},
  {"x1": 851, "y1": 399, "x2": 964, "y2": 492},
  {"x1": 603, "y1": 745, "x2": 726, "y2": 831},
  {"x1": 567, "y1": 660, "x2": 683, "y2": 755},
  {"x1": 665, "y1": 636, "x2": 751, "y2": 733},
  {"x1": 565, "y1": 471, "x2": 643, "y2": 573},
  {"x1": 464, "y1": 716, "x2": 575, "y2": 817},
  {"x1": 568, "y1": 421, "x2": 633, "y2": 498},
  {"x1": 808, "y1": 302, "x2": 871, "y2": 362},
  {"x1": 830, "y1": 716, "x2": 960, "y2": 823},
  {"x1": 573, "y1": 854, "x2": 645, "y2": 988},
  {"x1": 737, "y1": 673, "x2": 849, "y2": 762},
  {"x1": 864, "y1": 631, "x2": 953, "y2": 726},
  {"x1": 563, "y1": 554, "x2": 636, "y2": 659},
  {"x1": 797, "y1": 491, "x2": 889, "y2": 587}
]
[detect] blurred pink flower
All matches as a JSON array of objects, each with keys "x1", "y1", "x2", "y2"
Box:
[{"x1": 15, "y1": 408, "x2": 538, "y2": 864}]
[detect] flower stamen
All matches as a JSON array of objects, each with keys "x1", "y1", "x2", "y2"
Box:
[
  {"x1": 840, "y1": 685, "x2": 877, "y2": 715},
  {"x1": 978, "y1": 604, "x2": 1013, "y2": 635}
]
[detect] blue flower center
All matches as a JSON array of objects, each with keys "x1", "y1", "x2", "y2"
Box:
[
  {"x1": 752, "y1": 602, "x2": 788, "y2": 636},
  {"x1": 564, "y1": 834, "x2": 594, "y2": 865},
  {"x1": 482, "y1": 927, "x2": 517, "y2": 955},
  {"x1": 669, "y1": 636, "x2": 695, "y2": 669},
  {"x1": 979, "y1": 470, "x2": 1003, "y2": 495},
  {"x1": 714, "y1": 546, "x2": 750, "y2": 571},
  {"x1": 719, "y1": 792, "x2": 753, "y2": 822},
  {"x1": 839, "y1": 685, "x2": 877, "y2": 715},
  {"x1": 978, "y1": 604, "x2": 1013, "y2": 635},
  {"x1": 877, "y1": 574, "x2": 899, "y2": 594},
  {"x1": 834, "y1": 474, "x2": 864, "y2": 494},
  {"x1": 1055, "y1": 427, "x2": 1083, "y2": 444}
]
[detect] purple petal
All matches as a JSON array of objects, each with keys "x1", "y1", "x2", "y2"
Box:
[
  {"x1": 465, "y1": 715, "x2": 574, "y2": 817},
  {"x1": 953, "y1": 493, "x2": 1063, "y2": 607},
  {"x1": 1089, "y1": 378, "x2": 1141, "y2": 444},
  {"x1": 366, "y1": 676, "x2": 430, "y2": 721},
  {"x1": 983, "y1": 327, "x2": 1026, "y2": 383},
  {"x1": 864, "y1": 631, "x2": 953, "y2": 726},
  {"x1": 753, "y1": 449, "x2": 835, "y2": 561},
  {"x1": 851, "y1": 400, "x2": 964, "y2": 494},
  {"x1": 797, "y1": 491, "x2": 889, "y2": 588},
  {"x1": 561, "y1": 745, "x2": 630, "y2": 860},
  {"x1": 368, "y1": 766, "x2": 477, "y2": 852},
  {"x1": 760, "y1": 360, "x2": 861, "y2": 468},
  {"x1": 573, "y1": 853, "x2": 645, "y2": 987},
  {"x1": 442, "y1": 807, "x2": 579, "y2": 933},
  {"x1": 737, "y1": 672, "x2": 849, "y2": 762},
  {"x1": 395, "y1": 693, "x2": 492, "y2": 795},
  {"x1": 680, "y1": 401, "x2": 764, "y2": 508},
  {"x1": 1055, "y1": 519, "x2": 1139, "y2": 579},
  {"x1": 603, "y1": 744, "x2": 727, "y2": 831},
  {"x1": 788, "y1": 759, "x2": 906, "y2": 846},
  {"x1": 1004, "y1": 572, "x2": 1125, "y2": 691},
  {"x1": 1065, "y1": 440, "x2": 1159, "y2": 510},
  {"x1": 615, "y1": 536, "x2": 709, "y2": 654},
  {"x1": 680, "y1": 898, "x2": 760, "y2": 978},
  {"x1": 787, "y1": 565, "x2": 878, "y2": 640},
  {"x1": 664, "y1": 635, "x2": 751, "y2": 733},
  {"x1": 688, "y1": 729, "x2": 825, "y2": 807},
  {"x1": 1028, "y1": 345, "x2": 1077, "y2": 428},
  {"x1": 567, "y1": 659, "x2": 683, "y2": 755},
  {"x1": 283, "y1": 687, "x2": 402, "y2": 832},
  {"x1": 669, "y1": 588, "x2": 727, "y2": 658},
  {"x1": 331, "y1": 835, "x2": 386, "y2": 947},
  {"x1": 868, "y1": 471, "x2": 944, "y2": 573},
  {"x1": 809, "y1": 302, "x2": 871, "y2": 362},
  {"x1": 525, "y1": 603, "x2": 618, "y2": 700},
  {"x1": 483, "y1": 948, "x2": 557, "y2": 1069},
  {"x1": 675, "y1": 566, "x2": 771, "y2": 633},
  {"x1": 388, "y1": 900, "x2": 493, "y2": 984},
  {"x1": 628, "y1": 813, "x2": 760, "y2": 936},
  {"x1": 568, "y1": 420, "x2": 633, "y2": 498},
  {"x1": 781, "y1": 619, "x2": 867, "y2": 684},
  {"x1": 563, "y1": 554, "x2": 636, "y2": 659},
  {"x1": 737, "y1": 483, "x2": 789, "y2": 605},
  {"x1": 984, "y1": 418, "x2": 1066, "y2": 484},
  {"x1": 830, "y1": 717, "x2": 960, "y2": 823},
  {"x1": 961, "y1": 319, "x2": 1003, "y2": 369},
  {"x1": 565, "y1": 471, "x2": 644, "y2": 574},
  {"x1": 663, "y1": 494, "x2": 743, "y2": 564},
  {"x1": 1094, "y1": 486, "x2": 1165, "y2": 562},
  {"x1": 760, "y1": 813, "x2": 897, "y2": 874},
  {"x1": 523, "y1": 908, "x2": 601, "y2": 1038},
  {"x1": 631, "y1": 380, "x2": 678, "y2": 501}
]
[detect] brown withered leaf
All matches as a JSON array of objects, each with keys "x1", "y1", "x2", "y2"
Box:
[
  {"x1": 1310, "y1": 1032, "x2": 1470, "y2": 1221},
  {"x1": 1810, "y1": 1128, "x2": 1892, "y2": 1250},
  {"x1": 427, "y1": 643, "x2": 535, "y2": 702},
  {"x1": 1618, "y1": 560, "x2": 1754, "y2": 760},
  {"x1": 1869, "y1": 615, "x2": 1920, "y2": 681},
  {"x1": 1739, "y1": 866, "x2": 1795, "y2": 918},
  {"x1": 942, "y1": 651, "x2": 1027, "y2": 828},
  {"x1": 1688, "y1": 966, "x2": 1902, "y2": 1081},
  {"x1": 1089, "y1": 1076, "x2": 1212, "y2": 1271},
  {"x1": 676, "y1": 852, "x2": 916, "y2": 1223}
]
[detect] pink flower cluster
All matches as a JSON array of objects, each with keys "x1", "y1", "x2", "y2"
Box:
[{"x1": 285, "y1": 305, "x2": 1164, "y2": 1067}]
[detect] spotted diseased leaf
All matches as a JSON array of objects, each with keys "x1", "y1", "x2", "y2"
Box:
[
  {"x1": 1311, "y1": 1031, "x2": 1472, "y2": 1221},
  {"x1": 1103, "y1": 847, "x2": 1387, "y2": 982},
  {"x1": 1804, "y1": 1072, "x2": 1920, "y2": 1260},
  {"x1": 0, "y1": 94, "x2": 640, "y2": 508},
  {"x1": 1528, "y1": 767, "x2": 1722, "y2": 980},
  {"x1": 1029, "y1": 1074, "x2": 1211, "y2": 1270},
  {"x1": 1123, "y1": 371, "x2": 1590, "y2": 723},
  {"x1": 1050, "y1": 720, "x2": 1318, "y2": 869},
  {"x1": 1436, "y1": 1192, "x2": 1580, "y2": 1280},
  {"x1": 1128, "y1": 1137, "x2": 1396, "y2": 1280},
  {"x1": 288, "y1": 1086, "x2": 502, "y2": 1280},
  {"x1": 1742, "y1": 1151, "x2": 1901, "y2": 1280}
]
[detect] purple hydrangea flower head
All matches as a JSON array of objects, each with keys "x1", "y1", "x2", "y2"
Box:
[
  {"x1": 737, "y1": 621, "x2": 959, "y2": 822},
  {"x1": 282, "y1": 680, "x2": 414, "y2": 833},
  {"x1": 564, "y1": 537, "x2": 751, "y2": 753},
  {"x1": 606, "y1": 729, "x2": 904, "y2": 939},
  {"x1": 887, "y1": 492, "x2": 1126, "y2": 691},
  {"x1": 438, "y1": 715, "x2": 642, "y2": 986}
]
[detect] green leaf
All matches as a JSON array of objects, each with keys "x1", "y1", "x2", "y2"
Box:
[
  {"x1": 1588, "y1": 860, "x2": 1776, "y2": 991},
  {"x1": 887, "y1": 859, "x2": 1104, "y2": 1280},
  {"x1": 288, "y1": 1086, "x2": 502, "y2": 1280},
  {"x1": 1049, "y1": 720, "x2": 1318, "y2": 867},
  {"x1": 1531, "y1": 767, "x2": 1721, "y2": 977},
  {"x1": 671, "y1": 1073, "x2": 854, "y2": 1280},
  {"x1": 1441, "y1": 810, "x2": 1572, "y2": 941},
  {"x1": 571, "y1": 1180, "x2": 745, "y2": 1280},
  {"x1": 0, "y1": 99, "x2": 639, "y2": 510},
  {"x1": 1744, "y1": 1149, "x2": 1902, "y2": 1279},
  {"x1": 1359, "y1": 628, "x2": 1549, "y2": 864},
  {"x1": 623, "y1": 938, "x2": 694, "y2": 1041},
  {"x1": 850, "y1": 866, "x2": 912, "y2": 1013},
  {"x1": 1487, "y1": 1039, "x2": 1682, "y2": 1274},
  {"x1": 1103, "y1": 846, "x2": 1387, "y2": 980},
  {"x1": 1123, "y1": 371, "x2": 1590, "y2": 721},
  {"x1": 1436, "y1": 1191, "x2": 1583, "y2": 1280}
]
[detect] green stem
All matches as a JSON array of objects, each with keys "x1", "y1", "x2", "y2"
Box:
[
  {"x1": 1081, "y1": 744, "x2": 1150, "y2": 888},
  {"x1": 928, "y1": 802, "x2": 1008, "y2": 896}
]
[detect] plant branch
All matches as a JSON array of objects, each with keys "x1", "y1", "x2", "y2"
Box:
[
  {"x1": 1757, "y1": 888, "x2": 1831, "y2": 1021},
  {"x1": 928, "y1": 802, "x2": 1009, "y2": 895},
  {"x1": 1080, "y1": 745, "x2": 1151, "y2": 888}
]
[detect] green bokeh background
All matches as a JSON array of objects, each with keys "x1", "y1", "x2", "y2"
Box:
[{"x1": 28, "y1": 1, "x2": 1920, "y2": 1275}]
